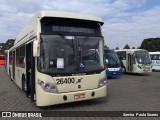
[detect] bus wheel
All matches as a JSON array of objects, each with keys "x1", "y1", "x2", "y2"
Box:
[{"x1": 22, "y1": 78, "x2": 27, "y2": 92}]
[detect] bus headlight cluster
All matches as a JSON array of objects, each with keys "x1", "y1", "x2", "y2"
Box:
[
  {"x1": 38, "y1": 79, "x2": 58, "y2": 93},
  {"x1": 98, "y1": 77, "x2": 107, "y2": 88}
]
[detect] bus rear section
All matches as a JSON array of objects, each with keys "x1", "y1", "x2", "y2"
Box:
[
  {"x1": 104, "y1": 49, "x2": 122, "y2": 78},
  {"x1": 149, "y1": 52, "x2": 160, "y2": 71},
  {"x1": 0, "y1": 54, "x2": 5, "y2": 65}
]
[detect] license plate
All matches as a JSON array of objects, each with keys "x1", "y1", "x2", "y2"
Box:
[
  {"x1": 144, "y1": 68, "x2": 150, "y2": 71},
  {"x1": 74, "y1": 93, "x2": 85, "y2": 100},
  {"x1": 113, "y1": 72, "x2": 117, "y2": 75}
]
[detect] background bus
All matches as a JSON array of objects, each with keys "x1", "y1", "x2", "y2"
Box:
[
  {"x1": 104, "y1": 49, "x2": 122, "y2": 78},
  {"x1": 115, "y1": 49, "x2": 152, "y2": 73},
  {"x1": 149, "y1": 52, "x2": 160, "y2": 71},
  {"x1": 0, "y1": 54, "x2": 5, "y2": 65},
  {"x1": 8, "y1": 11, "x2": 107, "y2": 106}
]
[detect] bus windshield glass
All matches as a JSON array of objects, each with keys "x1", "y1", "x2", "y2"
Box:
[
  {"x1": 104, "y1": 50, "x2": 121, "y2": 68},
  {"x1": 150, "y1": 54, "x2": 160, "y2": 60},
  {"x1": 135, "y1": 51, "x2": 151, "y2": 64},
  {"x1": 38, "y1": 35, "x2": 104, "y2": 75}
]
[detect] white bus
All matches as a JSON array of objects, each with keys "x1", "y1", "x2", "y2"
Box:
[
  {"x1": 115, "y1": 49, "x2": 152, "y2": 73},
  {"x1": 8, "y1": 11, "x2": 107, "y2": 106},
  {"x1": 149, "y1": 52, "x2": 160, "y2": 71}
]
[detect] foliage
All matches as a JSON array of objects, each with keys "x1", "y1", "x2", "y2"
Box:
[
  {"x1": 123, "y1": 44, "x2": 130, "y2": 49},
  {"x1": 104, "y1": 45, "x2": 108, "y2": 48},
  {"x1": 115, "y1": 47, "x2": 119, "y2": 50},
  {"x1": 0, "y1": 39, "x2": 15, "y2": 54},
  {"x1": 140, "y1": 38, "x2": 160, "y2": 52}
]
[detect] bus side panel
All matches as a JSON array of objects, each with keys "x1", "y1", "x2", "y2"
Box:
[{"x1": 15, "y1": 67, "x2": 26, "y2": 89}]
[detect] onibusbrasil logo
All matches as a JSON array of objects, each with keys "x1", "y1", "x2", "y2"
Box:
[{"x1": 1, "y1": 112, "x2": 42, "y2": 118}]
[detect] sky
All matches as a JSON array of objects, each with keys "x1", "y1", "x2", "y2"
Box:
[{"x1": 0, "y1": 0, "x2": 160, "y2": 49}]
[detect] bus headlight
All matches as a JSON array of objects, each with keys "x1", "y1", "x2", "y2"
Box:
[
  {"x1": 98, "y1": 77, "x2": 107, "y2": 88},
  {"x1": 38, "y1": 79, "x2": 58, "y2": 93}
]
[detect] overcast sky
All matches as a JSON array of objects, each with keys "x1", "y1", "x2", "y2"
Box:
[{"x1": 0, "y1": 0, "x2": 160, "y2": 49}]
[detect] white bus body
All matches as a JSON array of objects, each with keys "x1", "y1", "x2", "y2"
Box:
[
  {"x1": 4, "y1": 50, "x2": 9, "y2": 74},
  {"x1": 115, "y1": 49, "x2": 152, "y2": 73},
  {"x1": 8, "y1": 11, "x2": 107, "y2": 106},
  {"x1": 149, "y1": 52, "x2": 160, "y2": 71}
]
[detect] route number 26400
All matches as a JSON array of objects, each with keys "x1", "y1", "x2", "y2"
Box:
[{"x1": 56, "y1": 78, "x2": 75, "y2": 85}]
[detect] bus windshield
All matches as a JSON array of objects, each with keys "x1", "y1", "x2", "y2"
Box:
[
  {"x1": 135, "y1": 51, "x2": 151, "y2": 64},
  {"x1": 38, "y1": 35, "x2": 104, "y2": 75},
  {"x1": 104, "y1": 50, "x2": 121, "y2": 68}
]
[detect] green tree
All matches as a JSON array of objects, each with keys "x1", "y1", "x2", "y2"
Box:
[
  {"x1": 115, "y1": 47, "x2": 119, "y2": 50},
  {"x1": 104, "y1": 45, "x2": 109, "y2": 49},
  {"x1": 140, "y1": 38, "x2": 160, "y2": 52},
  {"x1": 0, "y1": 39, "x2": 15, "y2": 54},
  {"x1": 132, "y1": 47, "x2": 135, "y2": 49},
  {"x1": 124, "y1": 44, "x2": 130, "y2": 49}
]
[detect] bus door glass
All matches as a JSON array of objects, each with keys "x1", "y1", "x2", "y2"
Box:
[
  {"x1": 26, "y1": 42, "x2": 35, "y2": 101},
  {"x1": 12, "y1": 51, "x2": 15, "y2": 80},
  {"x1": 128, "y1": 54, "x2": 133, "y2": 72}
]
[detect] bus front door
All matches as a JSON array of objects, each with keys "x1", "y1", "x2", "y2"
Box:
[
  {"x1": 128, "y1": 54, "x2": 133, "y2": 72},
  {"x1": 26, "y1": 42, "x2": 35, "y2": 102}
]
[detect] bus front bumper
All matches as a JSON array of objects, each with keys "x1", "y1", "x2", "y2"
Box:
[{"x1": 36, "y1": 85, "x2": 107, "y2": 106}]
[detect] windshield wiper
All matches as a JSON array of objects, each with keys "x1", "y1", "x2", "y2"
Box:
[{"x1": 53, "y1": 31, "x2": 73, "y2": 48}]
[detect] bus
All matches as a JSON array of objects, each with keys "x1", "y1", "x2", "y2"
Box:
[
  {"x1": 8, "y1": 11, "x2": 107, "y2": 106},
  {"x1": 4, "y1": 50, "x2": 9, "y2": 74},
  {"x1": 115, "y1": 49, "x2": 152, "y2": 73},
  {"x1": 104, "y1": 49, "x2": 122, "y2": 78},
  {"x1": 0, "y1": 54, "x2": 5, "y2": 65},
  {"x1": 149, "y1": 52, "x2": 160, "y2": 71}
]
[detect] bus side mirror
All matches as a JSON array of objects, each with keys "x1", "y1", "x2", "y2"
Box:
[{"x1": 33, "y1": 41, "x2": 40, "y2": 57}]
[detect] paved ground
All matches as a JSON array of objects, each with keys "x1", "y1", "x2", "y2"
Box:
[{"x1": 0, "y1": 65, "x2": 160, "y2": 120}]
